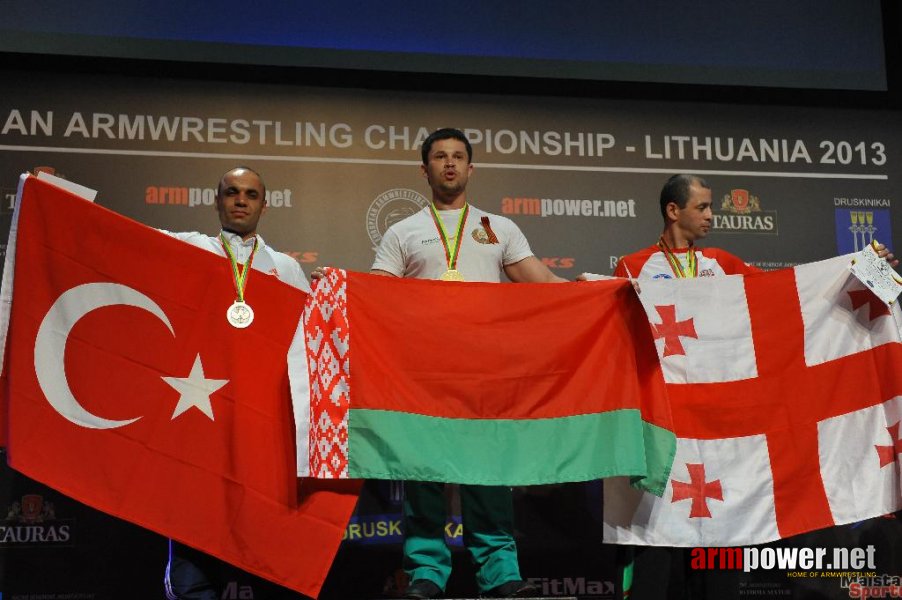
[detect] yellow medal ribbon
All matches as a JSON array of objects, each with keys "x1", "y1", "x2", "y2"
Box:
[
  {"x1": 220, "y1": 232, "x2": 259, "y2": 302},
  {"x1": 657, "y1": 236, "x2": 697, "y2": 278},
  {"x1": 428, "y1": 203, "x2": 469, "y2": 281}
]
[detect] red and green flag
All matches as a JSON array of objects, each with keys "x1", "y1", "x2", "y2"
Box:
[{"x1": 302, "y1": 268, "x2": 675, "y2": 496}]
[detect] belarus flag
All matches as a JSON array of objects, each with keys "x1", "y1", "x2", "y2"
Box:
[
  {"x1": 300, "y1": 267, "x2": 676, "y2": 496},
  {"x1": 0, "y1": 175, "x2": 360, "y2": 597},
  {"x1": 603, "y1": 257, "x2": 902, "y2": 546}
]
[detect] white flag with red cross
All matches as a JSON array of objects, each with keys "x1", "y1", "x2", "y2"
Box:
[{"x1": 604, "y1": 254, "x2": 902, "y2": 547}]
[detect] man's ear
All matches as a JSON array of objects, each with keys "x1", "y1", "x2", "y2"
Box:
[{"x1": 665, "y1": 201, "x2": 680, "y2": 221}]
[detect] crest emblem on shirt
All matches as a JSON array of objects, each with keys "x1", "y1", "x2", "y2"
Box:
[
  {"x1": 366, "y1": 188, "x2": 429, "y2": 249},
  {"x1": 471, "y1": 227, "x2": 492, "y2": 244}
]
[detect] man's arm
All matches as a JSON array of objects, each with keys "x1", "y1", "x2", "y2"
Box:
[
  {"x1": 370, "y1": 269, "x2": 398, "y2": 277},
  {"x1": 503, "y1": 256, "x2": 567, "y2": 283}
]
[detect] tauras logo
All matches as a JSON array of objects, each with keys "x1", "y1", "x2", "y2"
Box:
[
  {"x1": 712, "y1": 189, "x2": 778, "y2": 235},
  {"x1": 527, "y1": 576, "x2": 614, "y2": 598},
  {"x1": 1, "y1": 494, "x2": 74, "y2": 546}
]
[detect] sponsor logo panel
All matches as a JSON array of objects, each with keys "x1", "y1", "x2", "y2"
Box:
[
  {"x1": 501, "y1": 196, "x2": 636, "y2": 219},
  {"x1": 834, "y1": 205, "x2": 893, "y2": 254},
  {"x1": 144, "y1": 185, "x2": 295, "y2": 208},
  {"x1": 341, "y1": 514, "x2": 464, "y2": 547},
  {"x1": 541, "y1": 257, "x2": 575, "y2": 270},
  {"x1": 1, "y1": 494, "x2": 75, "y2": 547},
  {"x1": 282, "y1": 251, "x2": 318, "y2": 264},
  {"x1": 526, "y1": 576, "x2": 615, "y2": 599},
  {"x1": 712, "y1": 189, "x2": 778, "y2": 235}
]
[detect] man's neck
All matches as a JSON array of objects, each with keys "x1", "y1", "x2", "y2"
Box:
[
  {"x1": 432, "y1": 193, "x2": 467, "y2": 211},
  {"x1": 222, "y1": 227, "x2": 257, "y2": 242},
  {"x1": 660, "y1": 226, "x2": 693, "y2": 249}
]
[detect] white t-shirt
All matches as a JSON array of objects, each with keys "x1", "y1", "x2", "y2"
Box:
[
  {"x1": 371, "y1": 205, "x2": 533, "y2": 282},
  {"x1": 163, "y1": 229, "x2": 311, "y2": 293}
]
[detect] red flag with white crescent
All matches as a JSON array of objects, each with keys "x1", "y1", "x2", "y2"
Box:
[{"x1": 0, "y1": 175, "x2": 359, "y2": 597}]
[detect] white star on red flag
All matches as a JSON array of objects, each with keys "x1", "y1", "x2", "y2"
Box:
[{"x1": 163, "y1": 354, "x2": 229, "y2": 420}]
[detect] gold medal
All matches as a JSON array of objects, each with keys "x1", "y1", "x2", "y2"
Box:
[
  {"x1": 226, "y1": 300, "x2": 254, "y2": 328},
  {"x1": 429, "y1": 203, "x2": 469, "y2": 283},
  {"x1": 440, "y1": 269, "x2": 466, "y2": 282}
]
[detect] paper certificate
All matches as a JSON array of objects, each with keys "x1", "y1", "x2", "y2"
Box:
[{"x1": 849, "y1": 242, "x2": 902, "y2": 304}]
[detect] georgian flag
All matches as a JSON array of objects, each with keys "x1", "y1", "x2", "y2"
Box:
[{"x1": 604, "y1": 256, "x2": 902, "y2": 546}]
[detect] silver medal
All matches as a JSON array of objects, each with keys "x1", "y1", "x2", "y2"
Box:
[{"x1": 226, "y1": 300, "x2": 254, "y2": 328}]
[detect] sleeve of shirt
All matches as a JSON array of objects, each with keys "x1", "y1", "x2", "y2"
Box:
[
  {"x1": 499, "y1": 217, "x2": 534, "y2": 266},
  {"x1": 158, "y1": 230, "x2": 205, "y2": 244},
  {"x1": 282, "y1": 258, "x2": 312, "y2": 294},
  {"x1": 371, "y1": 227, "x2": 405, "y2": 276}
]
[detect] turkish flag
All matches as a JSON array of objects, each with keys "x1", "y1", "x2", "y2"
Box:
[{"x1": 0, "y1": 176, "x2": 360, "y2": 597}]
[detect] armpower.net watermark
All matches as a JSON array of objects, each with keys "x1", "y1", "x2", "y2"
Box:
[
  {"x1": 691, "y1": 545, "x2": 902, "y2": 598},
  {"x1": 690, "y1": 545, "x2": 877, "y2": 572}
]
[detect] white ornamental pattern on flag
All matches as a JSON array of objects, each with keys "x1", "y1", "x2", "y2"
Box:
[{"x1": 303, "y1": 268, "x2": 351, "y2": 479}]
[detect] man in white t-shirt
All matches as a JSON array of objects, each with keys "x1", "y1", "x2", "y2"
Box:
[
  {"x1": 372, "y1": 128, "x2": 565, "y2": 599},
  {"x1": 164, "y1": 166, "x2": 310, "y2": 600}
]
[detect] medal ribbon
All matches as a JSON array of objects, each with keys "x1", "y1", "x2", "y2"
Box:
[
  {"x1": 657, "y1": 236, "x2": 697, "y2": 278},
  {"x1": 220, "y1": 232, "x2": 259, "y2": 302},
  {"x1": 428, "y1": 203, "x2": 469, "y2": 272}
]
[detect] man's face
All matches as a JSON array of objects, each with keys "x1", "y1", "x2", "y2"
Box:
[
  {"x1": 421, "y1": 138, "x2": 473, "y2": 198},
  {"x1": 215, "y1": 169, "x2": 266, "y2": 239},
  {"x1": 673, "y1": 182, "x2": 713, "y2": 243}
]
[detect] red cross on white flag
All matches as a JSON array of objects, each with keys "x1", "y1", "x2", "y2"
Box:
[{"x1": 605, "y1": 255, "x2": 902, "y2": 547}]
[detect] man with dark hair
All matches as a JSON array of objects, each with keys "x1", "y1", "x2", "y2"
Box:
[
  {"x1": 611, "y1": 173, "x2": 757, "y2": 599},
  {"x1": 611, "y1": 173, "x2": 896, "y2": 599},
  {"x1": 164, "y1": 166, "x2": 310, "y2": 600},
  {"x1": 372, "y1": 127, "x2": 564, "y2": 599},
  {"x1": 615, "y1": 173, "x2": 757, "y2": 280},
  {"x1": 420, "y1": 126, "x2": 473, "y2": 165}
]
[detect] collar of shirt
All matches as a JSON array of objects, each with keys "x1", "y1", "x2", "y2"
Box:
[{"x1": 218, "y1": 230, "x2": 267, "y2": 262}]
